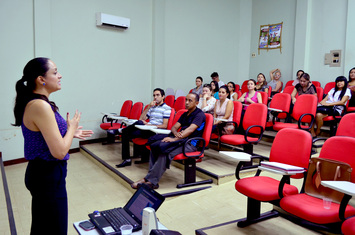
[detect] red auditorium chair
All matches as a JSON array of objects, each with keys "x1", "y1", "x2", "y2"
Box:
[
  {"x1": 285, "y1": 80, "x2": 294, "y2": 87},
  {"x1": 273, "y1": 94, "x2": 317, "y2": 132},
  {"x1": 282, "y1": 85, "x2": 294, "y2": 95},
  {"x1": 241, "y1": 84, "x2": 248, "y2": 94},
  {"x1": 242, "y1": 80, "x2": 249, "y2": 86},
  {"x1": 316, "y1": 87, "x2": 323, "y2": 102},
  {"x1": 234, "y1": 128, "x2": 312, "y2": 227},
  {"x1": 342, "y1": 217, "x2": 355, "y2": 235},
  {"x1": 258, "y1": 91, "x2": 268, "y2": 105},
  {"x1": 173, "y1": 113, "x2": 214, "y2": 188},
  {"x1": 235, "y1": 84, "x2": 240, "y2": 92},
  {"x1": 312, "y1": 80, "x2": 321, "y2": 87},
  {"x1": 173, "y1": 96, "x2": 186, "y2": 112},
  {"x1": 336, "y1": 113, "x2": 355, "y2": 137},
  {"x1": 100, "y1": 100, "x2": 132, "y2": 131},
  {"x1": 131, "y1": 108, "x2": 176, "y2": 162},
  {"x1": 323, "y1": 82, "x2": 336, "y2": 96},
  {"x1": 280, "y1": 136, "x2": 355, "y2": 233},
  {"x1": 219, "y1": 103, "x2": 267, "y2": 155},
  {"x1": 165, "y1": 95, "x2": 175, "y2": 108},
  {"x1": 266, "y1": 93, "x2": 291, "y2": 129}
]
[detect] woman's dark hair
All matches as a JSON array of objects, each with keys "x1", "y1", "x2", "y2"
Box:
[
  {"x1": 203, "y1": 83, "x2": 212, "y2": 91},
  {"x1": 257, "y1": 73, "x2": 267, "y2": 85},
  {"x1": 219, "y1": 85, "x2": 230, "y2": 96},
  {"x1": 296, "y1": 70, "x2": 304, "y2": 78},
  {"x1": 210, "y1": 81, "x2": 219, "y2": 92},
  {"x1": 300, "y1": 73, "x2": 310, "y2": 81},
  {"x1": 248, "y1": 79, "x2": 257, "y2": 91},
  {"x1": 348, "y1": 67, "x2": 355, "y2": 82},
  {"x1": 227, "y1": 82, "x2": 235, "y2": 99},
  {"x1": 196, "y1": 76, "x2": 203, "y2": 82},
  {"x1": 334, "y1": 76, "x2": 348, "y2": 101},
  {"x1": 13, "y1": 57, "x2": 58, "y2": 126}
]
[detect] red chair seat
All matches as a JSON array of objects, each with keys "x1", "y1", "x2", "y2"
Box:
[
  {"x1": 342, "y1": 217, "x2": 355, "y2": 235},
  {"x1": 108, "y1": 125, "x2": 126, "y2": 131},
  {"x1": 132, "y1": 138, "x2": 148, "y2": 145},
  {"x1": 273, "y1": 123, "x2": 309, "y2": 131},
  {"x1": 211, "y1": 133, "x2": 219, "y2": 139},
  {"x1": 266, "y1": 121, "x2": 273, "y2": 128},
  {"x1": 220, "y1": 134, "x2": 260, "y2": 145},
  {"x1": 280, "y1": 193, "x2": 355, "y2": 224},
  {"x1": 101, "y1": 123, "x2": 121, "y2": 130},
  {"x1": 235, "y1": 176, "x2": 299, "y2": 202},
  {"x1": 174, "y1": 152, "x2": 204, "y2": 161}
]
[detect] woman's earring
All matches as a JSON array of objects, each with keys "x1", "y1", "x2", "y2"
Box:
[{"x1": 43, "y1": 83, "x2": 45, "y2": 86}]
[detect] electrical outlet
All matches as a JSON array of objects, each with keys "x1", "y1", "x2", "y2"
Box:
[{"x1": 251, "y1": 53, "x2": 256, "y2": 58}]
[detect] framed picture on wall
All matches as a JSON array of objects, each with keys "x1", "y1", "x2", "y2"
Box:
[{"x1": 258, "y1": 22, "x2": 283, "y2": 54}]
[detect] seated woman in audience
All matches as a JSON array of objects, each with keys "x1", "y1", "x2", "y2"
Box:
[
  {"x1": 311, "y1": 76, "x2": 351, "y2": 137},
  {"x1": 292, "y1": 70, "x2": 304, "y2": 86},
  {"x1": 348, "y1": 67, "x2": 355, "y2": 108},
  {"x1": 291, "y1": 73, "x2": 317, "y2": 104},
  {"x1": 213, "y1": 85, "x2": 234, "y2": 134},
  {"x1": 255, "y1": 73, "x2": 269, "y2": 94},
  {"x1": 268, "y1": 68, "x2": 283, "y2": 96},
  {"x1": 197, "y1": 84, "x2": 216, "y2": 114},
  {"x1": 227, "y1": 81, "x2": 238, "y2": 101},
  {"x1": 191, "y1": 76, "x2": 203, "y2": 96},
  {"x1": 238, "y1": 79, "x2": 263, "y2": 109},
  {"x1": 210, "y1": 80, "x2": 220, "y2": 100}
]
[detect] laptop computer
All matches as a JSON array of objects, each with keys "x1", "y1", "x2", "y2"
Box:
[{"x1": 88, "y1": 184, "x2": 165, "y2": 235}]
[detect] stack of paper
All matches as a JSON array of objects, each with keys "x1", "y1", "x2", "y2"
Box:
[{"x1": 260, "y1": 162, "x2": 305, "y2": 174}]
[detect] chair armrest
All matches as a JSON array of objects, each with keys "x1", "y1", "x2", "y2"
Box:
[
  {"x1": 182, "y1": 137, "x2": 205, "y2": 158},
  {"x1": 297, "y1": 113, "x2": 315, "y2": 130},
  {"x1": 244, "y1": 125, "x2": 264, "y2": 143},
  {"x1": 234, "y1": 155, "x2": 268, "y2": 180},
  {"x1": 312, "y1": 137, "x2": 327, "y2": 148}
]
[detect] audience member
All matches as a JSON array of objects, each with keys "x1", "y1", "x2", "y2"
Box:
[
  {"x1": 268, "y1": 68, "x2": 283, "y2": 96},
  {"x1": 191, "y1": 76, "x2": 203, "y2": 96},
  {"x1": 348, "y1": 67, "x2": 355, "y2": 107},
  {"x1": 13, "y1": 58, "x2": 93, "y2": 234},
  {"x1": 197, "y1": 84, "x2": 216, "y2": 114},
  {"x1": 291, "y1": 73, "x2": 317, "y2": 104},
  {"x1": 238, "y1": 79, "x2": 262, "y2": 110},
  {"x1": 311, "y1": 76, "x2": 351, "y2": 137},
  {"x1": 131, "y1": 93, "x2": 206, "y2": 189},
  {"x1": 213, "y1": 85, "x2": 234, "y2": 135},
  {"x1": 292, "y1": 69, "x2": 304, "y2": 86},
  {"x1": 211, "y1": 72, "x2": 225, "y2": 88},
  {"x1": 255, "y1": 73, "x2": 269, "y2": 94},
  {"x1": 227, "y1": 81, "x2": 238, "y2": 101},
  {"x1": 210, "y1": 80, "x2": 220, "y2": 100},
  {"x1": 114, "y1": 88, "x2": 172, "y2": 168}
]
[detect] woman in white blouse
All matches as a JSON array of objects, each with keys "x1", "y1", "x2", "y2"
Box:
[{"x1": 197, "y1": 84, "x2": 216, "y2": 115}]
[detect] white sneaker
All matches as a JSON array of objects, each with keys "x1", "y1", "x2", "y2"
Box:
[{"x1": 118, "y1": 128, "x2": 123, "y2": 133}]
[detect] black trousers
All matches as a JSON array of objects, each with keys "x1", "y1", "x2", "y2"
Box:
[
  {"x1": 121, "y1": 120, "x2": 155, "y2": 159},
  {"x1": 25, "y1": 159, "x2": 68, "y2": 235}
]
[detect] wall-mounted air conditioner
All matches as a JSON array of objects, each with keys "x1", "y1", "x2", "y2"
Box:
[{"x1": 96, "y1": 12, "x2": 130, "y2": 29}]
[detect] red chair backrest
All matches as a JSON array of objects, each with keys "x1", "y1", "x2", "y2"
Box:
[
  {"x1": 316, "y1": 87, "x2": 323, "y2": 102},
  {"x1": 270, "y1": 128, "x2": 312, "y2": 179},
  {"x1": 312, "y1": 81, "x2": 321, "y2": 87},
  {"x1": 242, "y1": 103, "x2": 268, "y2": 134},
  {"x1": 319, "y1": 136, "x2": 355, "y2": 183},
  {"x1": 285, "y1": 80, "x2": 294, "y2": 87},
  {"x1": 258, "y1": 91, "x2": 268, "y2": 105},
  {"x1": 233, "y1": 101, "x2": 243, "y2": 128},
  {"x1": 242, "y1": 80, "x2": 249, "y2": 86},
  {"x1": 267, "y1": 86, "x2": 272, "y2": 97},
  {"x1": 241, "y1": 85, "x2": 248, "y2": 94},
  {"x1": 129, "y1": 102, "x2": 143, "y2": 119},
  {"x1": 120, "y1": 100, "x2": 133, "y2": 117},
  {"x1": 202, "y1": 113, "x2": 214, "y2": 147},
  {"x1": 235, "y1": 84, "x2": 240, "y2": 91},
  {"x1": 165, "y1": 95, "x2": 175, "y2": 108},
  {"x1": 174, "y1": 96, "x2": 186, "y2": 111},
  {"x1": 336, "y1": 113, "x2": 355, "y2": 137},
  {"x1": 323, "y1": 82, "x2": 336, "y2": 95},
  {"x1": 283, "y1": 85, "x2": 295, "y2": 95},
  {"x1": 237, "y1": 90, "x2": 242, "y2": 99},
  {"x1": 292, "y1": 94, "x2": 317, "y2": 123},
  {"x1": 172, "y1": 109, "x2": 187, "y2": 126},
  {"x1": 166, "y1": 108, "x2": 176, "y2": 130},
  {"x1": 269, "y1": 93, "x2": 291, "y2": 113},
  {"x1": 189, "y1": 89, "x2": 193, "y2": 93},
  {"x1": 278, "y1": 81, "x2": 283, "y2": 92}
]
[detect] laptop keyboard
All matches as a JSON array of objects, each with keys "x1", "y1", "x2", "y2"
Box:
[{"x1": 102, "y1": 208, "x2": 132, "y2": 231}]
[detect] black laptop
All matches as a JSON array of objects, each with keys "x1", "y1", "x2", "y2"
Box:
[{"x1": 88, "y1": 184, "x2": 165, "y2": 235}]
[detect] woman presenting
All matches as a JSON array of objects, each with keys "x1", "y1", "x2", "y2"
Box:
[{"x1": 13, "y1": 58, "x2": 93, "y2": 234}]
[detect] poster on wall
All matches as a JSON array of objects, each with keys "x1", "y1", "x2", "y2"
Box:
[{"x1": 258, "y1": 22, "x2": 283, "y2": 54}]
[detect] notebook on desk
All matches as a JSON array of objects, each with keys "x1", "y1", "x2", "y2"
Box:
[{"x1": 88, "y1": 184, "x2": 165, "y2": 235}]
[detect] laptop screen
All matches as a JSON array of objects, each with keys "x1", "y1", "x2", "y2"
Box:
[{"x1": 124, "y1": 184, "x2": 165, "y2": 221}]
